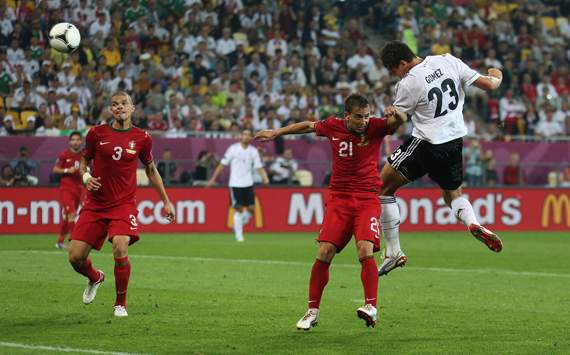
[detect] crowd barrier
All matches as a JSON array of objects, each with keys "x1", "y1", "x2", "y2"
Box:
[{"x1": 0, "y1": 187, "x2": 568, "y2": 234}]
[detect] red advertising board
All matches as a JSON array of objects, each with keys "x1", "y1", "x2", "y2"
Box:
[{"x1": 0, "y1": 187, "x2": 568, "y2": 234}]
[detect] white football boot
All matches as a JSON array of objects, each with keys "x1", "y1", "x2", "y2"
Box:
[
  {"x1": 113, "y1": 305, "x2": 128, "y2": 317},
  {"x1": 296, "y1": 308, "x2": 319, "y2": 331},
  {"x1": 356, "y1": 304, "x2": 377, "y2": 328},
  {"x1": 82, "y1": 271, "x2": 104, "y2": 304},
  {"x1": 378, "y1": 251, "x2": 408, "y2": 277}
]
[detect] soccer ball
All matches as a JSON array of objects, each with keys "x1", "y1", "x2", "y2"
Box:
[{"x1": 49, "y1": 22, "x2": 81, "y2": 53}]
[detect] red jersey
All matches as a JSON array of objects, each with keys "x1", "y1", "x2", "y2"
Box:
[
  {"x1": 83, "y1": 122, "x2": 153, "y2": 210},
  {"x1": 56, "y1": 149, "x2": 83, "y2": 193},
  {"x1": 316, "y1": 117, "x2": 391, "y2": 193}
]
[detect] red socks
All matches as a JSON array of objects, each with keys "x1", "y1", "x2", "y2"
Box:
[
  {"x1": 58, "y1": 221, "x2": 74, "y2": 243},
  {"x1": 114, "y1": 256, "x2": 131, "y2": 307},
  {"x1": 360, "y1": 257, "x2": 378, "y2": 307},
  {"x1": 308, "y1": 259, "x2": 330, "y2": 309},
  {"x1": 74, "y1": 258, "x2": 100, "y2": 283}
]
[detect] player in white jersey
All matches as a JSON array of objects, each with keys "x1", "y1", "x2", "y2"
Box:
[
  {"x1": 377, "y1": 41, "x2": 504, "y2": 276},
  {"x1": 207, "y1": 129, "x2": 269, "y2": 241}
]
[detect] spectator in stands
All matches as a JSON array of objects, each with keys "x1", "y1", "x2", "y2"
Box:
[
  {"x1": 269, "y1": 148, "x2": 298, "y2": 185},
  {"x1": 561, "y1": 166, "x2": 570, "y2": 188},
  {"x1": 535, "y1": 106, "x2": 564, "y2": 138},
  {"x1": 503, "y1": 153, "x2": 524, "y2": 186},
  {"x1": 463, "y1": 139, "x2": 482, "y2": 187},
  {"x1": 157, "y1": 149, "x2": 177, "y2": 185},
  {"x1": 1, "y1": 114, "x2": 15, "y2": 136},
  {"x1": 193, "y1": 150, "x2": 219, "y2": 184},
  {"x1": 63, "y1": 107, "x2": 87, "y2": 131},
  {"x1": 0, "y1": 164, "x2": 15, "y2": 187},
  {"x1": 10, "y1": 146, "x2": 38, "y2": 186},
  {"x1": 482, "y1": 150, "x2": 498, "y2": 186}
]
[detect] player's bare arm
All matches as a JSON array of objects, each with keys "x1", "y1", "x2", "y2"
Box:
[
  {"x1": 473, "y1": 68, "x2": 503, "y2": 90},
  {"x1": 80, "y1": 155, "x2": 101, "y2": 192},
  {"x1": 145, "y1": 160, "x2": 175, "y2": 222},
  {"x1": 52, "y1": 163, "x2": 76, "y2": 175},
  {"x1": 384, "y1": 107, "x2": 408, "y2": 132},
  {"x1": 206, "y1": 164, "x2": 225, "y2": 187},
  {"x1": 255, "y1": 121, "x2": 317, "y2": 141},
  {"x1": 257, "y1": 168, "x2": 270, "y2": 184}
]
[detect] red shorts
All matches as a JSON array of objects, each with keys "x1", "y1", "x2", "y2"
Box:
[
  {"x1": 60, "y1": 189, "x2": 81, "y2": 216},
  {"x1": 318, "y1": 191, "x2": 381, "y2": 253},
  {"x1": 71, "y1": 204, "x2": 140, "y2": 251}
]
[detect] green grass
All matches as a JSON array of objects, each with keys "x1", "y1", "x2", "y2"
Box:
[{"x1": 0, "y1": 232, "x2": 569, "y2": 354}]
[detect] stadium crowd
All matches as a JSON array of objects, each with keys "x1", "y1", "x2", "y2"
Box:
[{"x1": 0, "y1": 0, "x2": 568, "y2": 141}]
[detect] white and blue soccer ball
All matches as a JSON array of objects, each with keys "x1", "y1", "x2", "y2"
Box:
[{"x1": 49, "y1": 22, "x2": 81, "y2": 53}]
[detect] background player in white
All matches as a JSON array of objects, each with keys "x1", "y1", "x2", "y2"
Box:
[
  {"x1": 207, "y1": 129, "x2": 269, "y2": 241},
  {"x1": 377, "y1": 41, "x2": 504, "y2": 276}
]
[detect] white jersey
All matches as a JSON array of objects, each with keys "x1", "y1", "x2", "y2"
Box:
[
  {"x1": 393, "y1": 54, "x2": 481, "y2": 144},
  {"x1": 221, "y1": 143, "x2": 263, "y2": 188}
]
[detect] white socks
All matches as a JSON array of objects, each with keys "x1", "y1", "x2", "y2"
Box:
[
  {"x1": 380, "y1": 196, "x2": 402, "y2": 258},
  {"x1": 233, "y1": 211, "x2": 244, "y2": 241},
  {"x1": 242, "y1": 210, "x2": 252, "y2": 225},
  {"x1": 451, "y1": 197, "x2": 478, "y2": 227}
]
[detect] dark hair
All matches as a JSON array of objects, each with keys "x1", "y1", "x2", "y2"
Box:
[
  {"x1": 69, "y1": 131, "x2": 82, "y2": 140},
  {"x1": 380, "y1": 41, "x2": 416, "y2": 70},
  {"x1": 344, "y1": 94, "x2": 369, "y2": 113}
]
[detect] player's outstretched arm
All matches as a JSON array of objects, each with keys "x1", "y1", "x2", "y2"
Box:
[
  {"x1": 384, "y1": 107, "x2": 408, "y2": 132},
  {"x1": 255, "y1": 121, "x2": 317, "y2": 141},
  {"x1": 473, "y1": 68, "x2": 503, "y2": 91},
  {"x1": 145, "y1": 161, "x2": 175, "y2": 222},
  {"x1": 80, "y1": 155, "x2": 101, "y2": 192},
  {"x1": 206, "y1": 164, "x2": 225, "y2": 187}
]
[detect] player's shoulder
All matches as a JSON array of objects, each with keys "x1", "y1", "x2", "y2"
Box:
[{"x1": 131, "y1": 125, "x2": 152, "y2": 139}]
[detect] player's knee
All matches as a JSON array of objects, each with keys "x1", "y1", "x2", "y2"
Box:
[
  {"x1": 112, "y1": 238, "x2": 129, "y2": 258},
  {"x1": 68, "y1": 250, "x2": 85, "y2": 269},
  {"x1": 317, "y1": 242, "x2": 336, "y2": 262},
  {"x1": 356, "y1": 241, "x2": 373, "y2": 259}
]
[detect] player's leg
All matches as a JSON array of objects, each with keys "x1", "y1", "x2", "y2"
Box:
[
  {"x1": 353, "y1": 197, "x2": 380, "y2": 327},
  {"x1": 443, "y1": 188, "x2": 503, "y2": 252},
  {"x1": 230, "y1": 188, "x2": 245, "y2": 242},
  {"x1": 68, "y1": 239, "x2": 105, "y2": 304},
  {"x1": 429, "y1": 138, "x2": 502, "y2": 252},
  {"x1": 379, "y1": 137, "x2": 426, "y2": 276},
  {"x1": 69, "y1": 209, "x2": 108, "y2": 304},
  {"x1": 356, "y1": 240, "x2": 378, "y2": 327},
  {"x1": 241, "y1": 187, "x2": 256, "y2": 227},
  {"x1": 57, "y1": 212, "x2": 69, "y2": 249},
  {"x1": 111, "y1": 235, "x2": 131, "y2": 317},
  {"x1": 297, "y1": 241, "x2": 336, "y2": 331},
  {"x1": 297, "y1": 194, "x2": 353, "y2": 330}
]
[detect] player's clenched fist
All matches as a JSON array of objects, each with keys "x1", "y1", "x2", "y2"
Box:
[
  {"x1": 487, "y1": 68, "x2": 502, "y2": 79},
  {"x1": 255, "y1": 130, "x2": 278, "y2": 141},
  {"x1": 163, "y1": 202, "x2": 175, "y2": 222},
  {"x1": 86, "y1": 176, "x2": 102, "y2": 192}
]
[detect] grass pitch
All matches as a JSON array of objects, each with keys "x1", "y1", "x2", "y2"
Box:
[{"x1": 0, "y1": 231, "x2": 569, "y2": 354}]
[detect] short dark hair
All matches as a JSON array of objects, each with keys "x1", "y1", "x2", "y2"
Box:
[
  {"x1": 344, "y1": 94, "x2": 369, "y2": 113},
  {"x1": 380, "y1": 41, "x2": 416, "y2": 70},
  {"x1": 69, "y1": 131, "x2": 82, "y2": 140}
]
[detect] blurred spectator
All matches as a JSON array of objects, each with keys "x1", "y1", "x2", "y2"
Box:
[
  {"x1": 157, "y1": 149, "x2": 177, "y2": 185},
  {"x1": 463, "y1": 139, "x2": 482, "y2": 186},
  {"x1": 481, "y1": 150, "x2": 498, "y2": 186},
  {"x1": 10, "y1": 146, "x2": 38, "y2": 186},
  {"x1": 561, "y1": 167, "x2": 570, "y2": 188},
  {"x1": 0, "y1": 164, "x2": 15, "y2": 187},
  {"x1": 1, "y1": 114, "x2": 15, "y2": 136},
  {"x1": 503, "y1": 153, "x2": 524, "y2": 186},
  {"x1": 193, "y1": 150, "x2": 219, "y2": 183},
  {"x1": 535, "y1": 106, "x2": 564, "y2": 138},
  {"x1": 269, "y1": 148, "x2": 299, "y2": 185},
  {"x1": 63, "y1": 108, "x2": 87, "y2": 131}
]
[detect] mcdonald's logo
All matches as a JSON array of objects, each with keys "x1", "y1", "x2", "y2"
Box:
[
  {"x1": 541, "y1": 193, "x2": 570, "y2": 228},
  {"x1": 227, "y1": 196, "x2": 264, "y2": 229}
]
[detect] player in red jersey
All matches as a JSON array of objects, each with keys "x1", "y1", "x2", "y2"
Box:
[
  {"x1": 68, "y1": 91, "x2": 174, "y2": 317},
  {"x1": 255, "y1": 94, "x2": 406, "y2": 329},
  {"x1": 52, "y1": 131, "x2": 83, "y2": 249}
]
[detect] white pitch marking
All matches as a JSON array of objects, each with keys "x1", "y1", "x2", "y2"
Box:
[
  {"x1": 0, "y1": 341, "x2": 148, "y2": 355},
  {"x1": 2, "y1": 250, "x2": 570, "y2": 279}
]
